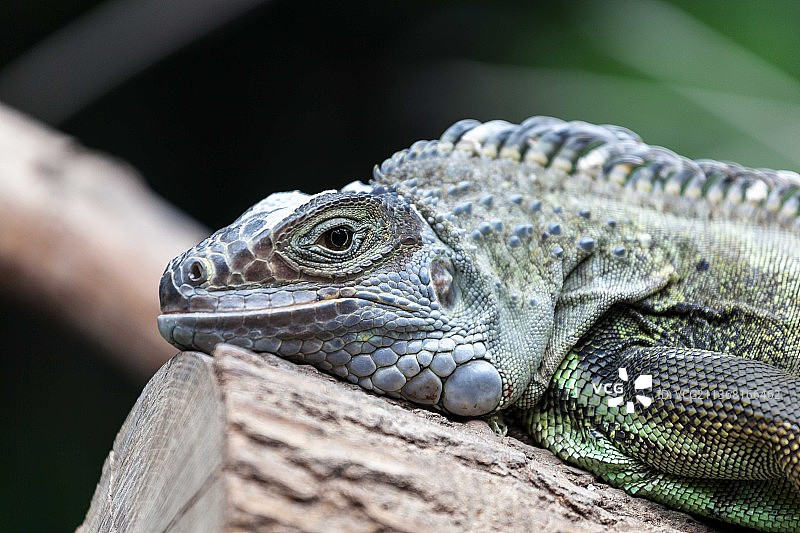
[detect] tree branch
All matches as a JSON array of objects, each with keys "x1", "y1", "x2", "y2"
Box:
[
  {"x1": 80, "y1": 344, "x2": 714, "y2": 532},
  {"x1": 0, "y1": 103, "x2": 207, "y2": 376}
]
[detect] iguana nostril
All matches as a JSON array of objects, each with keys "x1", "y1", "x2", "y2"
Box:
[
  {"x1": 430, "y1": 258, "x2": 457, "y2": 308},
  {"x1": 186, "y1": 258, "x2": 209, "y2": 284}
]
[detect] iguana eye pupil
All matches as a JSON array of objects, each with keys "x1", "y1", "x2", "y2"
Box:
[{"x1": 323, "y1": 226, "x2": 353, "y2": 251}]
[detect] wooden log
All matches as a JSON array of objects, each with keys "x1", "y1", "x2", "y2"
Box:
[
  {"x1": 0, "y1": 103, "x2": 208, "y2": 376},
  {"x1": 80, "y1": 343, "x2": 713, "y2": 532}
]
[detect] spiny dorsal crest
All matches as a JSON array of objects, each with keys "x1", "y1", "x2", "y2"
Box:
[{"x1": 373, "y1": 116, "x2": 800, "y2": 227}]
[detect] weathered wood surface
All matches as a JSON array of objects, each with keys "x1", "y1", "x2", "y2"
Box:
[
  {"x1": 80, "y1": 343, "x2": 714, "y2": 532},
  {"x1": 0, "y1": 102, "x2": 208, "y2": 376}
]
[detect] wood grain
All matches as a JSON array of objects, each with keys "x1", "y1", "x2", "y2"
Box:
[{"x1": 80, "y1": 344, "x2": 714, "y2": 532}]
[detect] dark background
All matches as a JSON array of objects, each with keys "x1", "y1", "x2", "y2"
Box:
[{"x1": 2, "y1": 1, "x2": 799, "y2": 530}]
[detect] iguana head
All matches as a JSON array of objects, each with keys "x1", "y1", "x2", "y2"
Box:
[{"x1": 158, "y1": 184, "x2": 507, "y2": 416}]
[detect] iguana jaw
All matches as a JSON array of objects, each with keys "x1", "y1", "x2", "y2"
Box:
[
  {"x1": 158, "y1": 297, "x2": 377, "y2": 353},
  {"x1": 157, "y1": 284, "x2": 436, "y2": 355},
  {"x1": 157, "y1": 280, "x2": 503, "y2": 416}
]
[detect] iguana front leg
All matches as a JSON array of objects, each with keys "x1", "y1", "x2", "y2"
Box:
[{"x1": 523, "y1": 340, "x2": 800, "y2": 531}]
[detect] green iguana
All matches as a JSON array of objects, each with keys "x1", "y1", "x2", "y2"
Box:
[{"x1": 157, "y1": 117, "x2": 800, "y2": 531}]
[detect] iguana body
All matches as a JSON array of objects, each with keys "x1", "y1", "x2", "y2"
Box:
[{"x1": 158, "y1": 117, "x2": 800, "y2": 531}]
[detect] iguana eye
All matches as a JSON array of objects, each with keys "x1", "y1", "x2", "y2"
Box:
[{"x1": 319, "y1": 226, "x2": 353, "y2": 251}]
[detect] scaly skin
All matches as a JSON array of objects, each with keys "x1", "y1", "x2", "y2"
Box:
[{"x1": 158, "y1": 117, "x2": 800, "y2": 531}]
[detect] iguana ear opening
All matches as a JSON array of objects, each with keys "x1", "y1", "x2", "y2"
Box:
[{"x1": 430, "y1": 257, "x2": 457, "y2": 309}]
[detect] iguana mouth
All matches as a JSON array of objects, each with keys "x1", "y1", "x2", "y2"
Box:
[
  {"x1": 158, "y1": 295, "x2": 361, "y2": 316},
  {"x1": 160, "y1": 288, "x2": 423, "y2": 316},
  {"x1": 157, "y1": 296, "x2": 421, "y2": 352}
]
